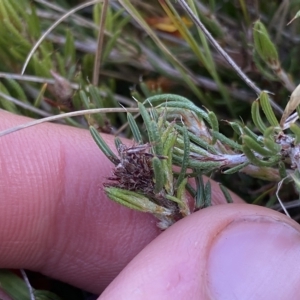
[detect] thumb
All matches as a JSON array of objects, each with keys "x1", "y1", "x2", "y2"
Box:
[{"x1": 99, "y1": 203, "x2": 300, "y2": 300}]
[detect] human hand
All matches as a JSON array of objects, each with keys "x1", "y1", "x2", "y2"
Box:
[{"x1": 1, "y1": 110, "x2": 300, "y2": 299}]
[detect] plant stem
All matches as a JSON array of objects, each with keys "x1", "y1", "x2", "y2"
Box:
[{"x1": 177, "y1": 0, "x2": 283, "y2": 115}]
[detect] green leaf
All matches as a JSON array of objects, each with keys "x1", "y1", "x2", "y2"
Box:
[
  {"x1": 2, "y1": 0, "x2": 23, "y2": 31},
  {"x1": 138, "y1": 102, "x2": 163, "y2": 155},
  {"x1": 204, "y1": 180, "x2": 212, "y2": 207},
  {"x1": 105, "y1": 187, "x2": 172, "y2": 215},
  {"x1": 114, "y1": 137, "x2": 123, "y2": 150},
  {"x1": 161, "y1": 124, "x2": 177, "y2": 194},
  {"x1": 89, "y1": 85, "x2": 104, "y2": 108},
  {"x1": 223, "y1": 161, "x2": 249, "y2": 174},
  {"x1": 152, "y1": 157, "x2": 165, "y2": 193},
  {"x1": 242, "y1": 125, "x2": 259, "y2": 141},
  {"x1": 242, "y1": 144, "x2": 280, "y2": 167},
  {"x1": 34, "y1": 83, "x2": 47, "y2": 108},
  {"x1": 102, "y1": 29, "x2": 123, "y2": 62},
  {"x1": 263, "y1": 137, "x2": 281, "y2": 154},
  {"x1": 219, "y1": 184, "x2": 233, "y2": 203},
  {"x1": 0, "y1": 83, "x2": 18, "y2": 112},
  {"x1": 0, "y1": 269, "x2": 32, "y2": 300},
  {"x1": 64, "y1": 30, "x2": 76, "y2": 65},
  {"x1": 229, "y1": 121, "x2": 243, "y2": 136},
  {"x1": 278, "y1": 161, "x2": 287, "y2": 179},
  {"x1": 253, "y1": 20, "x2": 279, "y2": 68},
  {"x1": 174, "y1": 155, "x2": 221, "y2": 171},
  {"x1": 127, "y1": 112, "x2": 143, "y2": 143},
  {"x1": 176, "y1": 125, "x2": 190, "y2": 188},
  {"x1": 89, "y1": 126, "x2": 119, "y2": 164},
  {"x1": 176, "y1": 125, "x2": 218, "y2": 154},
  {"x1": 26, "y1": 4, "x2": 41, "y2": 39},
  {"x1": 259, "y1": 91, "x2": 279, "y2": 127},
  {"x1": 0, "y1": 269, "x2": 61, "y2": 300},
  {"x1": 195, "y1": 172, "x2": 205, "y2": 209},
  {"x1": 243, "y1": 135, "x2": 274, "y2": 157},
  {"x1": 208, "y1": 110, "x2": 219, "y2": 144},
  {"x1": 289, "y1": 123, "x2": 300, "y2": 144},
  {"x1": 79, "y1": 90, "x2": 90, "y2": 108},
  {"x1": 212, "y1": 131, "x2": 242, "y2": 151},
  {"x1": 175, "y1": 177, "x2": 190, "y2": 217},
  {"x1": 251, "y1": 100, "x2": 267, "y2": 133}
]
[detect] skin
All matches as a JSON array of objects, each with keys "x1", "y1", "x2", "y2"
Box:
[{"x1": 1, "y1": 110, "x2": 300, "y2": 299}]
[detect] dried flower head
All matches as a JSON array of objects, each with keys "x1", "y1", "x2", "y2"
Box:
[
  {"x1": 106, "y1": 143, "x2": 155, "y2": 194},
  {"x1": 105, "y1": 142, "x2": 181, "y2": 219}
]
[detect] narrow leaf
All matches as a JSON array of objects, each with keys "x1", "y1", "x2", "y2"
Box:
[
  {"x1": 253, "y1": 20, "x2": 279, "y2": 68},
  {"x1": 89, "y1": 126, "x2": 119, "y2": 164},
  {"x1": 212, "y1": 131, "x2": 242, "y2": 151},
  {"x1": 242, "y1": 145, "x2": 280, "y2": 167},
  {"x1": 259, "y1": 91, "x2": 279, "y2": 127},
  {"x1": 243, "y1": 135, "x2": 274, "y2": 156},
  {"x1": 34, "y1": 83, "x2": 47, "y2": 107},
  {"x1": 204, "y1": 180, "x2": 212, "y2": 207},
  {"x1": 263, "y1": 137, "x2": 281, "y2": 154},
  {"x1": 278, "y1": 161, "x2": 287, "y2": 179},
  {"x1": 229, "y1": 121, "x2": 243, "y2": 136},
  {"x1": 152, "y1": 157, "x2": 165, "y2": 194},
  {"x1": 208, "y1": 111, "x2": 219, "y2": 144},
  {"x1": 289, "y1": 123, "x2": 300, "y2": 144},
  {"x1": 175, "y1": 178, "x2": 190, "y2": 217},
  {"x1": 195, "y1": 172, "x2": 205, "y2": 209},
  {"x1": 219, "y1": 184, "x2": 233, "y2": 203},
  {"x1": 0, "y1": 269, "x2": 33, "y2": 300},
  {"x1": 176, "y1": 126, "x2": 190, "y2": 187},
  {"x1": 223, "y1": 161, "x2": 249, "y2": 174},
  {"x1": 105, "y1": 187, "x2": 172, "y2": 216},
  {"x1": 251, "y1": 100, "x2": 267, "y2": 133},
  {"x1": 127, "y1": 112, "x2": 143, "y2": 143},
  {"x1": 138, "y1": 102, "x2": 163, "y2": 155}
]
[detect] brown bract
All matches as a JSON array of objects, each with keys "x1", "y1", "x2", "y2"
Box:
[
  {"x1": 106, "y1": 143, "x2": 155, "y2": 195},
  {"x1": 105, "y1": 143, "x2": 180, "y2": 220}
]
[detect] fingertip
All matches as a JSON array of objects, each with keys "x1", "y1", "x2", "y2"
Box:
[
  {"x1": 99, "y1": 204, "x2": 300, "y2": 300},
  {"x1": 0, "y1": 111, "x2": 161, "y2": 292}
]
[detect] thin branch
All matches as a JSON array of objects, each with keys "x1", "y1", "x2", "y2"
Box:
[
  {"x1": 177, "y1": 0, "x2": 259, "y2": 93},
  {"x1": 0, "y1": 72, "x2": 133, "y2": 106},
  {"x1": 114, "y1": 112, "x2": 140, "y2": 135},
  {"x1": 268, "y1": 0, "x2": 290, "y2": 43},
  {"x1": 93, "y1": 0, "x2": 109, "y2": 85},
  {"x1": 0, "y1": 92, "x2": 52, "y2": 117},
  {"x1": 21, "y1": 0, "x2": 102, "y2": 75},
  {"x1": 276, "y1": 177, "x2": 291, "y2": 218},
  {"x1": 0, "y1": 72, "x2": 79, "y2": 88},
  {"x1": 46, "y1": 32, "x2": 256, "y2": 104},
  {"x1": 0, "y1": 107, "x2": 141, "y2": 137},
  {"x1": 20, "y1": 269, "x2": 35, "y2": 300},
  {"x1": 34, "y1": 0, "x2": 99, "y2": 30},
  {"x1": 177, "y1": 0, "x2": 283, "y2": 114}
]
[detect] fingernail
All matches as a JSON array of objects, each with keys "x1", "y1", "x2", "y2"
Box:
[{"x1": 207, "y1": 216, "x2": 300, "y2": 299}]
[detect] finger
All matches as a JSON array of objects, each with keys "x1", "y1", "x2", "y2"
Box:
[
  {"x1": 0, "y1": 111, "x2": 159, "y2": 293},
  {"x1": 0, "y1": 111, "x2": 242, "y2": 293},
  {"x1": 99, "y1": 204, "x2": 300, "y2": 300}
]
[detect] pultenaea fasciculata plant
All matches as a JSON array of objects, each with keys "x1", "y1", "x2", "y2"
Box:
[{"x1": 90, "y1": 89, "x2": 300, "y2": 229}]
